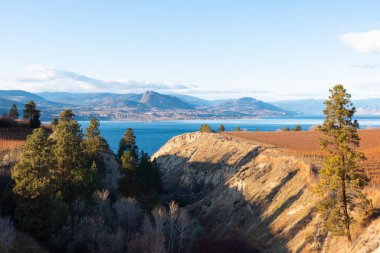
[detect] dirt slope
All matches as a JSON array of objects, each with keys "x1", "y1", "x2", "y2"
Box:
[{"x1": 153, "y1": 132, "x2": 380, "y2": 253}]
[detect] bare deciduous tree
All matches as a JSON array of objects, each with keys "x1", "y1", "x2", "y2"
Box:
[
  {"x1": 93, "y1": 190, "x2": 111, "y2": 222},
  {"x1": 114, "y1": 197, "x2": 142, "y2": 238},
  {"x1": 128, "y1": 201, "x2": 195, "y2": 253},
  {"x1": 167, "y1": 201, "x2": 179, "y2": 253},
  {"x1": 128, "y1": 215, "x2": 166, "y2": 253}
]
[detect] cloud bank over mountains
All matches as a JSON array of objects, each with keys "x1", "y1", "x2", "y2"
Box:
[
  {"x1": 0, "y1": 66, "x2": 270, "y2": 98},
  {"x1": 0, "y1": 65, "x2": 192, "y2": 94}
]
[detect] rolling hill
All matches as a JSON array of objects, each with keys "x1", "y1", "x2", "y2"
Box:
[
  {"x1": 0, "y1": 90, "x2": 69, "y2": 116},
  {"x1": 213, "y1": 97, "x2": 289, "y2": 115},
  {"x1": 3, "y1": 89, "x2": 380, "y2": 120},
  {"x1": 139, "y1": 91, "x2": 194, "y2": 110},
  {"x1": 37, "y1": 90, "x2": 290, "y2": 115},
  {"x1": 273, "y1": 98, "x2": 380, "y2": 116}
]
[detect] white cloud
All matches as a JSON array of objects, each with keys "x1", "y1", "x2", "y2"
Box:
[
  {"x1": 341, "y1": 29, "x2": 380, "y2": 53},
  {"x1": 351, "y1": 64, "x2": 380, "y2": 69},
  {"x1": 0, "y1": 65, "x2": 192, "y2": 93},
  {"x1": 0, "y1": 66, "x2": 268, "y2": 99}
]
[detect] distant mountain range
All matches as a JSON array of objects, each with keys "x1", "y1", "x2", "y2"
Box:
[
  {"x1": 0, "y1": 90, "x2": 379, "y2": 120},
  {"x1": 38, "y1": 90, "x2": 290, "y2": 118},
  {"x1": 0, "y1": 90, "x2": 68, "y2": 116},
  {"x1": 272, "y1": 99, "x2": 380, "y2": 116}
]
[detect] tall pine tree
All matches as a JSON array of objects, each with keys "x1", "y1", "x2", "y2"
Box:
[
  {"x1": 11, "y1": 128, "x2": 67, "y2": 239},
  {"x1": 52, "y1": 109, "x2": 98, "y2": 200},
  {"x1": 82, "y1": 117, "x2": 108, "y2": 157},
  {"x1": 315, "y1": 84, "x2": 372, "y2": 242},
  {"x1": 117, "y1": 128, "x2": 162, "y2": 199},
  {"x1": 9, "y1": 104, "x2": 19, "y2": 119},
  {"x1": 23, "y1": 100, "x2": 41, "y2": 128},
  {"x1": 117, "y1": 128, "x2": 138, "y2": 158},
  {"x1": 118, "y1": 150, "x2": 138, "y2": 196}
]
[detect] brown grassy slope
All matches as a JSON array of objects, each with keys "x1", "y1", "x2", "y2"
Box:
[
  {"x1": 0, "y1": 121, "x2": 53, "y2": 152},
  {"x1": 225, "y1": 129, "x2": 380, "y2": 158},
  {"x1": 0, "y1": 140, "x2": 25, "y2": 150},
  {"x1": 226, "y1": 129, "x2": 380, "y2": 186}
]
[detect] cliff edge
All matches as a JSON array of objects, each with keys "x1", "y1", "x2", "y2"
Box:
[{"x1": 153, "y1": 132, "x2": 380, "y2": 253}]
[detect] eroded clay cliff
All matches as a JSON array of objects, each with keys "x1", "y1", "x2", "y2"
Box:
[{"x1": 153, "y1": 132, "x2": 380, "y2": 253}]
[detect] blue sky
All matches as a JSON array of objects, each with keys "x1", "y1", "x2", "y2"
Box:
[{"x1": 1, "y1": 1, "x2": 380, "y2": 100}]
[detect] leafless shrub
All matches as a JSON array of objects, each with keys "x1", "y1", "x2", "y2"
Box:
[
  {"x1": 165, "y1": 201, "x2": 195, "y2": 253},
  {"x1": 93, "y1": 190, "x2": 111, "y2": 221},
  {"x1": 152, "y1": 206, "x2": 167, "y2": 233},
  {"x1": 113, "y1": 197, "x2": 142, "y2": 238},
  {"x1": 177, "y1": 210, "x2": 192, "y2": 253},
  {"x1": 129, "y1": 201, "x2": 194, "y2": 253},
  {"x1": 93, "y1": 189, "x2": 109, "y2": 202},
  {"x1": 70, "y1": 216, "x2": 111, "y2": 253},
  {"x1": 167, "y1": 201, "x2": 179, "y2": 253},
  {"x1": 109, "y1": 226, "x2": 126, "y2": 253},
  {"x1": 128, "y1": 215, "x2": 166, "y2": 253},
  {"x1": 72, "y1": 198, "x2": 86, "y2": 216},
  {"x1": 0, "y1": 216, "x2": 15, "y2": 253}
]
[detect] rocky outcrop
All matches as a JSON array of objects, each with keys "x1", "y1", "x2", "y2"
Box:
[
  {"x1": 100, "y1": 150, "x2": 120, "y2": 191},
  {"x1": 153, "y1": 132, "x2": 380, "y2": 253}
]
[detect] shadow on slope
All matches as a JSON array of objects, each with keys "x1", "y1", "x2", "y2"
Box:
[{"x1": 156, "y1": 152, "x2": 315, "y2": 253}]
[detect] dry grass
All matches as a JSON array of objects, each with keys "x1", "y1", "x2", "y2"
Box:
[
  {"x1": 0, "y1": 140, "x2": 25, "y2": 150},
  {"x1": 226, "y1": 129, "x2": 380, "y2": 160},
  {"x1": 226, "y1": 130, "x2": 322, "y2": 154},
  {"x1": 0, "y1": 140, "x2": 25, "y2": 163},
  {"x1": 226, "y1": 129, "x2": 380, "y2": 186}
]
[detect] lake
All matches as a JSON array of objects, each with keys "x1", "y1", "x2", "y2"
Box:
[{"x1": 79, "y1": 116, "x2": 380, "y2": 156}]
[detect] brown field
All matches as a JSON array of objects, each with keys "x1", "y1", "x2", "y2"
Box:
[
  {"x1": 0, "y1": 129, "x2": 29, "y2": 153},
  {"x1": 0, "y1": 124, "x2": 31, "y2": 156},
  {"x1": 226, "y1": 129, "x2": 380, "y2": 156},
  {"x1": 0, "y1": 140, "x2": 25, "y2": 150},
  {"x1": 226, "y1": 129, "x2": 380, "y2": 186},
  {"x1": 0, "y1": 140, "x2": 25, "y2": 162}
]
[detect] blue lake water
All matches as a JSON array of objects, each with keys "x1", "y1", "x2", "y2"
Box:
[{"x1": 79, "y1": 116, "x2": 380, "y2": 156}]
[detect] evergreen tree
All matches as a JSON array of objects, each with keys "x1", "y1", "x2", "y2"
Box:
[
  {"x1": 82, "y1": 117, "x2": 108, "y2": 157},
  {"x1": 137, "y1": 151, "x2": 155, "y2": 193},
  {"x1": 151, "y1": 159, "x2": 163, "y2": 193},
  {"x1": 52, "y1": 109, "x2": 97, "y2": 200},
  {"x1": 118, "y1": 128, "x2": 138, "y2": 158},
  {"x1": 315, "y1": 84, "x2": 371, "y2": 242},
  {"x1": 283, "y1": 126, "x2": 290, "y2": 131},
  {"x1": 118, "y1": 150, "x2": 138, "y2": 196},
  {"x1": 82, "y1": 118, "x2": 108, "y2": 190},
  {"x1": 11, "y1": 128, "x2": 67, "y2": 239},
  {"x1": 23, "y1": 100, "x2": 37, "y2": 119},
  {"x1": 51, "y1": 117, "x2": 59, "y2": 126},
  {"x1": 235, "y1": 126, "x2": 241, "y2": 131},
  {"x1": 293, "y1": 125, "x2": 302, "y2": 131},
  {"x1": 11, "y1": 109, "x2": 104, "y2": 241},
  {"x1": 141, "y1": 152, "x2": 161, "y2": 193},
  {"x1": 12, "y1": 128, "x2": 55, "y2": 199},
  {"x1": 23, "y1": 100, "x2": 41, "y2": 128},
  {"x1": 218, "y1": 124, "x2": 225, "y2": 132},
  {"x1": 199, "y1": 124, "x2": 212, "y2": 132},
  {"x1": 9, "y1": 104, "x2": 19, "y2": 119},
  {"x1": 30, "y1": 111, "x2": 41, "y2": 128},
  {"x1": 117, "y1": 128, "x2": 162, "y2": 200},
  {"x1": 59, "y1": 109, "x2": 75, "y2": 122}
]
